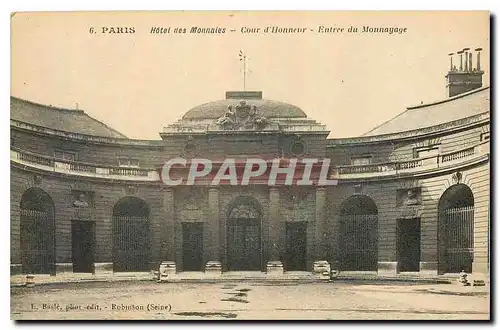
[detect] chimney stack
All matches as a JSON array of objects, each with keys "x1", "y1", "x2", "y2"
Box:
[
  {"x1": 475, "y1": 48, "x2": 482, "y2": 71},
  {"x1": 463, "y1": 48, "x2": 470, "y2": 71},
  {"x1": 445, "y1": 47, "x2": 484, "y2": 97},
  {"x1": 448, "y1": 52, "x2": 454, "y2": 71},
  {"x1": 457, "y1": 50, "x2": 464, "y2": 71}
]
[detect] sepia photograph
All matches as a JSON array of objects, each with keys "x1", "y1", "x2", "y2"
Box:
[{"x1": 9, "y1": 10, "x2": 490, "y2": 320}]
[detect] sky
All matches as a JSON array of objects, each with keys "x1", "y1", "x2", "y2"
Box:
[{"x1": 10, "y1": 11, "x2": 490, "y2": 140}]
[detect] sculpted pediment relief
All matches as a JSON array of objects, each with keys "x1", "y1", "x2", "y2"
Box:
[{"x1": 216, "y1": 100, "x2": 270, "y2": 130}]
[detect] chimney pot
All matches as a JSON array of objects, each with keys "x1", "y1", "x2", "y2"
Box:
[
  {"x1": 448, "y1": 52, "x2": 454, "y2": 71},
  {"x1": 463, "y1": 48, "x2": 470, "y2": 72},
  {"x1": 457, "y1": 50, "x2": 464, "y2": 71},
  {"x1": 475, "y1": 48, "x2": 482, "y2": 71}
]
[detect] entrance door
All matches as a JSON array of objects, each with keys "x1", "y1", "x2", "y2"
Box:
[
  {"x1": 72, "y1": 221, "x2": 95, "y2": 273},
  {"x1": 182, "y1": 223, "x2": 204, "y2": 271},
  {"x1": 397, "y1": 218, "x2": 421, "y2": 272},
  {"x1": 112, "y1": 197, "x2": 150, "y2": 272},
  {"x1": 227, "y1": 218, "x2": 261, "y2": 271},
  {"x1": 285, "y1": 222, "x2": 307, "y2": 271}
]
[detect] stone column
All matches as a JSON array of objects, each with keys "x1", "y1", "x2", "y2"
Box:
[
  {"x1": 206, "y1": 188, "x2": 221, "y2": 276},
  {"x1": 313, "y1": 187, "x2": 330, "y2": 275},
  {"x1": 159, "y1": 188, "x2": 176, "y2": 281},
  {"x1": 267, "y1": 187, "x2": 283, "y2": 275}
]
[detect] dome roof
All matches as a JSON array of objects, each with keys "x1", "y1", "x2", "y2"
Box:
[{"x1": 182, "y1": 98, "x2": 307, "y2": 120}]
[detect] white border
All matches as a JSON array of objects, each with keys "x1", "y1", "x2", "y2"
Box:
[{"x1": 3, "y1": 1, "x2": 498, "y2": 328}]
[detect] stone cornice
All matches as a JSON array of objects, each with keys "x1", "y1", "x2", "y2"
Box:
[
  {"x1": 327, "y1": 113, "x2": 489, "y2": 146},
  {"x1": 11, "y1": 119, "x2": 165, "y2": 148}
]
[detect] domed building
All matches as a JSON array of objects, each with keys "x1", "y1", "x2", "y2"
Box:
[{"x1": 10, "y1": 51, "x2": 490, "y2": 280}]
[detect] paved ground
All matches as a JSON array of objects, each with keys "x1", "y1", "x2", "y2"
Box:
[{"x1": 11, "y1": 281, "x2": 490, "y2": 320}]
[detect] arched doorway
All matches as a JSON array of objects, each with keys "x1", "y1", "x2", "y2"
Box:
[
  {"x1": 226, "y1": 196, "x2": 262, "y2": 271},
  {"x1": 438, "y1": 184, "x2": 474, "y2": 274},
  {"x1": 339, "y1": 195, "x2": 378, "y2": 271},
  {"x1": 112, "y1": 197, "x2": 150, "y2": 272},
  {"x1": 20, "y1": 187, "x2": 55, "y2": 274}
]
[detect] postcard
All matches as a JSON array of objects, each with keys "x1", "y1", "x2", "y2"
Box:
[{"x1": 10, "y1": 10, "x2": 490, "y2": 320}]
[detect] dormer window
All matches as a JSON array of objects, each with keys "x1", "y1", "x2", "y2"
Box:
[
  {"x1": 413, "y1": 146, "x2": 439, "y2": 159},
  {"x1": 54, "y1": 150, "x2": 76, "y2": 162},
  {"x1": 118, "y1": 158, "x2": 140, "y2": 168},
  {"x1": 480, "y1": 132, "x2": 490, "y2": 142},
  {"x1": 351, "y1": 156, "x2": 372, "y2": 166}
]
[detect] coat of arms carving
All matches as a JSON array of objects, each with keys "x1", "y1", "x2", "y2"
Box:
[{"x1": 216, "y1": 100, "x2": 269, "y2": 130}]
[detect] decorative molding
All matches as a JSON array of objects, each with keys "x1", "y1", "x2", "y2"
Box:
[
  {"x1": 353, "y1": 184, "x2": 364, "y2": 195},
  {"x1": 124, "y1": 185, "x2": 138, "y2": 196},
  {"x1": 70, "y1": 181, "x2": 92, "y2": 192},
  {"x1": 398, "y1": 206, "x2": 422, "y2": 219},
  {"x1": 71, "y1": 190, "x2": 94, "y2": 208},
  {"x1": 33, "y1": 174, "x2": 43, "y2": 186},
  {"x1": 215, "y1": 100, "x2": 270, "y2": 130},
  {"x1": 397, "y1": 179, "x2": 420, "y2": 190},
  {"x1": 182, "y1": 135, "x2": 199, "y2": 158},
  {"x1": 289, "y1": 137, "x2": 307, "y2": 156},
  {"x1": 397, "y1": 187, "x2": 421, "y2": 207},
  {"x1": 452, "y1": 171, "x2": 463, "y2": 184},
  {"x1": 415, "y1": 137, "x2": 442, "y2": 149},
  {"x1": 480, "y1": 125, "x2": 490, "y2": 134},
  {"x1": 180, "y1": 187, "x2": 205, "y2": 210}
]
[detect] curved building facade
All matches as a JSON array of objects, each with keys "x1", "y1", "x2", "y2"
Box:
[{"x1": 10, "y1": 57, "x2": 490, "y2": 278}]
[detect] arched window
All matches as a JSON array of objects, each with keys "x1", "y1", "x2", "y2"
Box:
[
  {"x1": 438, "y1": 184, "x2": 474, "y2": 274},
  {"x1": 226, "y1": 196, "x2": 262, "y2": 271},
  {"x1": 20, "y1": 188, "x2": 55, "y2": 274}
]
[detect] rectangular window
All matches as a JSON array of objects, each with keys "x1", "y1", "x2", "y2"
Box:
[
  {"x1": 351, "y1": 156, "x2": 372, "y2": 166},
  {"x1": 480, "y1": 132, "x2": 490, "y2": 141},
  {"x1": 413, "y1": 146, "x2": 439, "y2": 159},
  {"x1": 118, "y1": 158, "x2": 140, "y2": 168},
  {"x1": 54, "y1": 150, "x2": 76, "y2": 161}
]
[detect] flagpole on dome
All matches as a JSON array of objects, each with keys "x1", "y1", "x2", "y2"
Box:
[{"x1": 239, "y1": 50, "x2": 247, "y2": 91}]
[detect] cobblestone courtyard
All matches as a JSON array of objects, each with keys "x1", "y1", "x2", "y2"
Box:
[{"x1": 11, "y1": 280, "x2": 490, "y2": 320}]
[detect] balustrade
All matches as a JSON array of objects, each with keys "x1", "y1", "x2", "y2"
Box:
[
  {"x1": 11, "y1": 139, "x2": 489, "y2": 181},
  {"x1": 12, "y1": 148, "x2": 155, "y2": 179}
]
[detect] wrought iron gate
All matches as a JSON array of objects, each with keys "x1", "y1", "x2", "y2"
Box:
[
  {"x1": 339, "y1": 214, "x2": 378, "y2": 271},
  {"x1": 113, "y1": 215, "x2": 150, "y2": 272},
  {"x1": 227, "y1": 218, "x2": 261, "y2": 271},
  {"x1": 444, "y1": 206, "x2": 474, "y2": 273},
  {"x1": 20, "y1": 209, "x2": 55, "y2": 274}
]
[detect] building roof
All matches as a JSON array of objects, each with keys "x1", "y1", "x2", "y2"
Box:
[
  {"x1": 182, "y1": 99, "x2": 307, "y2": 120},
  {"x1": 10, "y1": 96, "x2": 127, "y2": 138},
  {"x1": 363, "y1": 87, "x2": 490, "y2": 136},
  {"x1": 163, "y1": 93, "x2": 327, "y2": 135}
]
